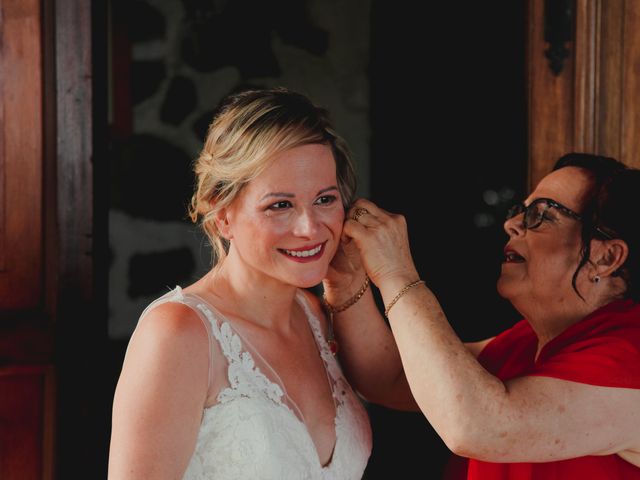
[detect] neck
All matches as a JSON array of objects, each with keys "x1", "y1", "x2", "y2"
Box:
[
  {"x1": 513, "y1": 290, "x2": 614, "y2": 358},
  {"x1": 204, "y1": 252, "x2": 300, "y2": 334}
]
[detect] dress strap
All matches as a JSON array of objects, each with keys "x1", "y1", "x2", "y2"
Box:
[
  {"x1": 296, "y1": 291, "x2": 331, "y2": 355},
  {"x1": 183, "y1": 292, "x2": 290, "y2": 409},
  {"x1": 295, "y1": 290, "x2": 343, "y2": 385},
  {"x1": 136, "y1": 286, "x2": 217, "y2": 393}
]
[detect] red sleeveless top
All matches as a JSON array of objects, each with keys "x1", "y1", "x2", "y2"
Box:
[{"x1": 457, "y1": 299, "x2": 640, "y2": 479}]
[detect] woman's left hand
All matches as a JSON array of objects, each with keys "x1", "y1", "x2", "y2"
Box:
[
  {"x1": 324, "y1": 231, "x2": 367, "y2": 306},
  {"x1": 343, "y1": 199, "x2": 420, "y2": 288}
]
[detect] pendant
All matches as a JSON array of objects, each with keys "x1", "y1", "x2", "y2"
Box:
[{"x1": 327, "y1": 338, "x2": 339, "y2": 356}]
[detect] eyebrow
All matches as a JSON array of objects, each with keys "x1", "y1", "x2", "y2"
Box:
[{"x1": 260, "y1": 186, "x2": 339, "y2": 201}]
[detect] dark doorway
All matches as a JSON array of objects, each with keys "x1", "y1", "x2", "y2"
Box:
[{"x1": 366, "y1": 2, "x2": 527, "y2": 478}]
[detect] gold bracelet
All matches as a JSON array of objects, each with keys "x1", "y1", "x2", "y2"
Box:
[
  {"x1": 384, "y1": 279, "x2": 425, "y2": 317},
  {"x1": 322, "y1": 276, "x2": 370, "y2": 314}
]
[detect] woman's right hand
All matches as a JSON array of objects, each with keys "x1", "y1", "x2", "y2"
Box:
[{"x1": 343, "y1": 199, "x2": 420, "y2": 288}]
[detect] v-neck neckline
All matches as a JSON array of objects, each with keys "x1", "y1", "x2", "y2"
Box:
[{"x1": 187, "y1": 288, "x2": 340, "y2": 469}]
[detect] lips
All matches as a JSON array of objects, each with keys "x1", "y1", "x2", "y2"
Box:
[
  {"x1": 503, "y1": 246, "x2": 525, "y2": 263},
  {"x1": 279, "y1": 242, "x2": 325, "y2": 260}
]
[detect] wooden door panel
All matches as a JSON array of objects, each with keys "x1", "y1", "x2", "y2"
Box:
[
  {"x1": 620, "y1": 1, "x2": 640, "y2": 165},
  {"x1": 0, "y1": 0, "x2": 43, "y2": 311},
  {"x1": 528, "y1": 0, "x2": 640, "y2": 187},
  {"x1": 0, "y1": 366, "x2": 54, "y2": 480}
]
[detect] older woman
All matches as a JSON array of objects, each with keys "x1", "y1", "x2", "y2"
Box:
[{"x1": 323, "y1": 153, "x2": 640, "y2": 478}]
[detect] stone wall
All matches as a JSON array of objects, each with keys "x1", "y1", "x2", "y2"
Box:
[{"x1": 108, "y1": 0, "x2": 371, "y2": 338}]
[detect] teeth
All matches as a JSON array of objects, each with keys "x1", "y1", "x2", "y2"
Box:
[{"x1": 284, "y1": 245, "x2": 322, "y2": 257}]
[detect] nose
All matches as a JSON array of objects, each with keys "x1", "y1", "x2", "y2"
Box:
[
  {"x1": 292, "y1": 209, "x2": 320, "y2": 238},
  {"x1": 503, "y1": 212, "x2": 525, "y2": 238}
]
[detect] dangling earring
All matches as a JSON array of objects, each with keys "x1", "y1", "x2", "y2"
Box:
[{"x1": 592, "y1": 275, "x2": 601, "y2": 284}]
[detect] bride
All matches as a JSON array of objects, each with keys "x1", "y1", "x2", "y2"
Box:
[{"x1": 108, "y1": 88, "x2": 372, "y2": 479}]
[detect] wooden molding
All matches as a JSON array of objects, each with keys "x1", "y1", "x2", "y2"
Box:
[
  {"x1": 573, "y1": 0, "x2": 599, "y2": 153},
  {"x1": 529, "y1": 0, "x2": 640, "y2": 187},
  {"x1": 0, "y1": 0, "x2": 44, "y2": 310},
  {"x1": 55, "y1": 0, "x2": 94, "y2": 303},
  {"x1": 620, "y1": 0, "x2": 640, "y2": 167},
  {"x1": 528, "y1": 0, "x2": 575, "y2": 188},
  {"x1": 595, "y1": 0, "x2": 624, "y2": 159}
]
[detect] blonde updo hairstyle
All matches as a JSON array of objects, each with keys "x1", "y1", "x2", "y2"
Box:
[{"x1": 189, "y1": 87, "x2": 358, "y2": 264}]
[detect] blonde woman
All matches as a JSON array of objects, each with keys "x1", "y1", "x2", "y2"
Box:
[{"x1": 108, "y1": 88, "x2": 371, "y2": 479}]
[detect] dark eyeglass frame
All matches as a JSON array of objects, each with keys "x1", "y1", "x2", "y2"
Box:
[{"x1": 506, "y1": 197, "x2": 613, "y2": 239}]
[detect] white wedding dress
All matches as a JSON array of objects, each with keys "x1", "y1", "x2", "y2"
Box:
[{"x1": 136, "y1": 286, "x2": 372, "y2": 480}]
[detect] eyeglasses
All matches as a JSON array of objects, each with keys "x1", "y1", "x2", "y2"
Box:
[
  {"x1": 506, "y1": 198, "x2": 581, "y2": 230},
  {"x1": 506, "y1": 197, "x2": 614, "y2": 239}
]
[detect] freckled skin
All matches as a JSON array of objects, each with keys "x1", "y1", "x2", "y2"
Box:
[
  {"x1": 329, "y1": 165, "x2": 640, "y2": 468},
  {"x1": 224, "y1": 144, "x2": 345, "y2": 289}
]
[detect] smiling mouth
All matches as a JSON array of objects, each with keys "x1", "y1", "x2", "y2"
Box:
[{"x1": 280, "y1": 244, "x2": 323, "y2": 258}]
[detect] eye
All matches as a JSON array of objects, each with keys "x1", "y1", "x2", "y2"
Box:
[
  {"x1": 536, "y1": 204, "x2": 557, "y2": 222},
  {"x1": 314, "y1": 195, "x2": 338, "y2": 206},
  {"x1": 541, "y1": 211, "x2": 555, "y2": 222},
  {"x1": 268, "y1": 200, "x2": 293, "y2": 211},
  {"x1": 534, "y1": 206, "x2": 556, "y2": 224}
]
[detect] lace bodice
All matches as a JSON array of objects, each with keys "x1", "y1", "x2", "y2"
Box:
[{"x1": 140, "y1": 287, "x2": 372, "y2": 480}]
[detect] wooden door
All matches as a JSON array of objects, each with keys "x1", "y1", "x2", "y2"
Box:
[
  {"x1": 528, "y1": 0, "x2": 640, "y2": 187},
  {"x1": 0, "y1": 0, "x2": 104, "y2": 477},
  {"x1": 0, "y1": 1, "x2": 54, "y2": 479}
]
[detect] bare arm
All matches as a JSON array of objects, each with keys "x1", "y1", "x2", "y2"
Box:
[
  {"x1": 345, "y1": 198, "x2": 640, "y2": 462},
  {"x1": 325, "y1": 243, "x2": 493, "y2": 410},
  {"x1": 108, "y1": 303, "x2": 209, "y2": 479},
  {"x1": 331, "y1": 285, "x2": 418, "y2": 410},
  {"x1": 323, "y1": 233, "x2": 418, "y2": 410},
  {"x1": 382, "y1": 279, "x2": 640, "y2": 461}
]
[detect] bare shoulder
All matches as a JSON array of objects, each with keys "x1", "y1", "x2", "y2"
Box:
[
  {"x1": 114, "y1": 300, "x2": 211, "y2": 411},
  {"x1": 110, "y1": 300, "x2": 211, "y2": 478},
  {"x1": 123, "y1": 301, "x2": 210, "y2": 375},
  {"x1": 136, "y1": 301, "x2": 207, "y2": 341}
]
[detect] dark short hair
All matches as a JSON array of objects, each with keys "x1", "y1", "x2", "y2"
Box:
[{"x1": 553, "y1": 153, "x2": 639, "y2": 302}]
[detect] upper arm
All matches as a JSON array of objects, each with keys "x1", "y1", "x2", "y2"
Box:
[
  {"x1": 459, "y1": 375, "x2": 640, "y2": 463},
  {"x1": 304, "y1": 290, "x2": 420, "y2": 411},
  {"x1": 108, "y1": 302, "x2": 210, "y2": 479}
]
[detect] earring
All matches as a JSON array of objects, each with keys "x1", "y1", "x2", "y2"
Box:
[{"x1": 593, "y1": 275, "x2": 601, "y2": 284}]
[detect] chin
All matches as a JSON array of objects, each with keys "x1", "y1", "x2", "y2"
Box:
[
  {"x1": 496, "y1": 276, "x2": 516, "y2": 300},
  {"x1": 293, "y1": 279, "x2": 323, "y2": 291},
  {"x1": 291, "y1": 270, "x2": 326, "y2": 290},
  {"x1": 497, "y1": 277, "x2": 533, "y2": 316}
]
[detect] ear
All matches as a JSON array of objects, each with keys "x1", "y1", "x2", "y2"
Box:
[
  {"x1": 591, "y1": 238, "x2": 628, "y2": 278},
  {"x1": 213, "y1": 205, "x2": 233, "y2": 240}
]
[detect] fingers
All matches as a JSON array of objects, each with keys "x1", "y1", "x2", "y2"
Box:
[
  {"x1": 343, "y1": 199, "x2": 416, "y2": 282},
  {"x1": 348, "y1": 198, "x2": 399, "y2": 222},
  {"x1": 347, "y1": 200, "x2": 382, "y2": 227},
  {"x1": 350, "y1": 207, "x2": 369, "y2": 222},
  {"x1": 349, "y1": 198, "x2": 386, "y2": 218},
  {"x1": 353, "y1": 211, "x2": 380, "y2": 228}
]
